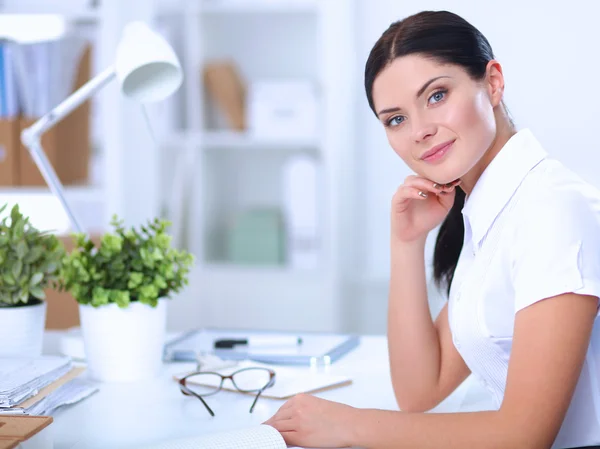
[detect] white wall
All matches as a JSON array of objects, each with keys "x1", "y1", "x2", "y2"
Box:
[{"x1": 353, "y1": 0, "x2": 600, "y2": 333}]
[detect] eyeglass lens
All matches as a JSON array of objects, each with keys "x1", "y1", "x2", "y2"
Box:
[{"x1": 183, "y1": 368, "x2": 274, "y2": 397}]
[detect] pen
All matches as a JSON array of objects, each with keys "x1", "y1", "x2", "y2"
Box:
[{"x1": 214, "y1": 336, "x2": 303, "y2": 349}]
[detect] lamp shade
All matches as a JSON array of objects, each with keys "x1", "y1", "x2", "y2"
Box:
[{"x1": 115, "y1": 21, "x2": 183, "y2": 103}]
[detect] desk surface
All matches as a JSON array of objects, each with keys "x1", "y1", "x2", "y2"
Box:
[{"x1": 42, "y1": 332, "x2": 494, "y2": 449}]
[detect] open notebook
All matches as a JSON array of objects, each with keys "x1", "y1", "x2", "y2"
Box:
[{"x1": 143, "y1": 425, "x2": 296, "y2": 449}]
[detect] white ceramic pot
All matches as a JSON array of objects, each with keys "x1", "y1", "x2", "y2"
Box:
[
  {"x1": 0, "y1": 301, "x2": 46, "y2": 357},
  {"x1": 79, "y1": 299, "x2": 167, "y2": 382}
]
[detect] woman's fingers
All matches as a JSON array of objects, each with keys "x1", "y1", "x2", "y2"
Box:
[
  {"x1": 268, "y1": 418, "x2": 297, "y2": 433},
  {"x1": 404, "y1": 175, "x2": 460, "y2": 195},
  {"x1": 396, "y1": 185, "x2": 431, "y2": 201}
]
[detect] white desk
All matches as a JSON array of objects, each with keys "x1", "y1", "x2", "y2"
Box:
[{"x1": 42, "y1": 332, "x2": 494, "y2": 449}]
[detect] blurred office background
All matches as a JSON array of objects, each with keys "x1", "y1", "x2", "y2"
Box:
[{"x1": 0, "y1": 0, "x2": 597, "y2": 335}]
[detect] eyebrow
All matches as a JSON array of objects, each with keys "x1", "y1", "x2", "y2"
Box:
[{"x1": 377, "y1": 75, "x2": 452, "y2": 117}]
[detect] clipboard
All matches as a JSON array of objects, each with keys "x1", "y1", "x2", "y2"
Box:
[{"x1": 163, "y1": 328, "x2": 360, "y2": 366}]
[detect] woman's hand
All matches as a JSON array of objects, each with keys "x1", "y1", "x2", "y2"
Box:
[
  {"x1": 263, "y1": 394, "x2": 359, "y2": 448},
  {"x1": 391, "y1": 176, "x2": 460, "y2": 244}
]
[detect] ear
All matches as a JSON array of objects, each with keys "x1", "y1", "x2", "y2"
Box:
[{"x1": 485, "y1": 60, "x2": 505, "y2": 107}]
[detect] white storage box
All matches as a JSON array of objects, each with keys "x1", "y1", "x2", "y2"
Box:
[{"x1": 247, "y1": 80, "x2": 319, "y2": 140}]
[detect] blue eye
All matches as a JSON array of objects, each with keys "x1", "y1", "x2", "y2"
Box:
[
  {"x1": 386, "y1": 116, "x2": 405, "y2": 127},
  {"x1": 428, "y1": 89, "x2": 447, "y2": 104}
]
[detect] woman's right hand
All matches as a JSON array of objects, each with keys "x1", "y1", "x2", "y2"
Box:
[{"x1": 391, "y1": 176, "x2": 461, "y2": 244}]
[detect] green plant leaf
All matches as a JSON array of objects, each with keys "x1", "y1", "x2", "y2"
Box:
[
  {"x1": 91, "y1": 287, "x2": 110, "y2": 307},
  {"x1": 29, "y1": 272, "x2": 43, "y2": 287},
  {"x1": 15, "y1": 240, "x2": 28, "y2": 259},
  {"x1": 12, "y1": 259, "x2": 22, "y2": 279},
  {"x1": 3, "y1": 273, "x2": 15, "y2": 286},
  {"x1": 30, "y1": 286, "x2": 45, "y2": 300},
  {"x1": 24, "y1": 246, "x2": 44, "y2": 264}
]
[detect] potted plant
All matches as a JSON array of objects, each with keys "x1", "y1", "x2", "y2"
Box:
[
  {"x1": 0, "y1": 204, "x2": 65, "y2": 357},
  {"x1": 59, "y1": 215, "x2": 194, "y2": 382}
]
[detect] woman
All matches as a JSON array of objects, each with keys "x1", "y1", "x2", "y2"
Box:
[{"x1": 264, "y1": 10, "x2": 600, "y2": 449}]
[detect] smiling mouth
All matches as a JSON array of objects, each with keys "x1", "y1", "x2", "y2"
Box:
[{"x1": 420, "y1": 140, "x2": 455, "y2": 163}]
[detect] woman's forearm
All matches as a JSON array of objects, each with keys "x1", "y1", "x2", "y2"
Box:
[
  {"x1": 351, "y1": 409, "x2": 532, "y2": 449},
  {"x1": 387, "y1": 238, "x2": 443, "y2": 410}
]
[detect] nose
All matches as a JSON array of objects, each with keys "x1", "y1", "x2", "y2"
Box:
[{"x1": 411, "y1": 114, "x2": 436, "y2": 143}]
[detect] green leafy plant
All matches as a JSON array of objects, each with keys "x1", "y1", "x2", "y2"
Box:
[
  {"x1": 0, "y1": 204, "x2": 65, "y2": 307},
  {"x1": 59, "y1": 215, "x2": 194, "y2": 308}
]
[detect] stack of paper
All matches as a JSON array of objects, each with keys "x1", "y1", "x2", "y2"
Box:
[
  {"x1": 0, "y1": 356, "x2": 72, "y2": 408},
  {"x1": 0, "y1": 355, "x2": 99, "y2": 417},
  {"x1": 25, "y1": 377, "x2": 98, "y2": 416}
]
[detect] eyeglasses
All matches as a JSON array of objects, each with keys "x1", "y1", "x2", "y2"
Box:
[{"x1": 178, "y1": 367, "x2": 276, "y2": 416}]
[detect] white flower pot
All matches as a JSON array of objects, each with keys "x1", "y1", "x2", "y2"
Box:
[
  {"x1": 79, "y1": 299, "x2": 167, "y2": 382},
  {"x1": 0, "y1": 301, "x2": 46, "y2": 357}
]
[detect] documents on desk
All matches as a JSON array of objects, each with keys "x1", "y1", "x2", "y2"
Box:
[
  {"x1": 141, "y1": 424, "x2": 296, "y2": 449},
  {"x1": 0, "y1": 356, "x2": 98, "y2": 416},
  {"x1": 164, "y1": 328, "x2": 360, "y2": 365}
]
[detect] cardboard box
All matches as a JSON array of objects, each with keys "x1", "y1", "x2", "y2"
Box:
[
  {"x1": 44, "y1": 233, "x2": 102, "y2": 330},
  {"x1": 203, "y1": 60, "x2": 246, "y2": 131},
  {"x1": 0, "y1": 119, "x2": 19, "y2": 187},
  {"x1": 18, "y1": 116, "x2": 61, "y2": 187},
  {"x1": 44, "y1": 283, "x2": 80, "y2": 330},
  {"x1": 19, "y1": 45, "x2": 92, "y2": 187}
]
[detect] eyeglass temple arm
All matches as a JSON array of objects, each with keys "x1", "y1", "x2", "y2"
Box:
[
  {"x1": 249, "y1": 376, "x2": 276, "y2": 413},
  {"x1": 180, "y1": 382, "x2": 215, "y2": 417},
  {"x1": 249, "y1": 389, "x2": 264, "y2": 414}
]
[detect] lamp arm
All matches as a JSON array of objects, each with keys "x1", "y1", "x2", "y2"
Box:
[
  {"x1": 26, "y1": 138, "x2": 86, "y2": 234},
  {"x1": 20, "y1": 65, "x2": 117, "y2": 236},
  {"x1": 22, "y1": 65, "x2": 116, "y2": 139}
]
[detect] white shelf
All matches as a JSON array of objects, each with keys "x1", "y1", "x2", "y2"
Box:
[
  {"x1": 199, "y1": 0, "x2": 317, "y2": 14},
  {"x1": 0, "y1": 185, "x2": 104, "y2": 203},
  {"x1": 0, "y1": 5, "x2": 99, "y2": 22},
  {"x1": 200, "y1": 262, "x2": 322, "y2": 279},
  {"x1": 163, "y1": 130, "x2": 320, "y2": 151}
]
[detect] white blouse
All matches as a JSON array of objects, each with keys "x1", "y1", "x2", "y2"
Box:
[{"x1": 448, "y1": 128, "x2": 600, "y2": 448}]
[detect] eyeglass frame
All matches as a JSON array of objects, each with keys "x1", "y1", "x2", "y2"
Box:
[{"x1": 178, "y1": 367, "x2": 276, "y2": 416}]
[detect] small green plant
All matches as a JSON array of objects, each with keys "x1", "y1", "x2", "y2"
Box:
[
  {"x1": 59, "y1": 215, "x2": 195, "y2": 308},
  {"x1": 0, "y1": 204, "x2": 65, "y2": 307}
]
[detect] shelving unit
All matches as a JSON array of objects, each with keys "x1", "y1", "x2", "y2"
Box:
[
  {"x1": 199, "y1": 0, "x2": 317, "y2": 14},
  {"x1": 157, "y1": 0, "x2": 359, "y2": 331},
  {"x1": 164, "y1": 130, "x2": 319, "y2": 151},
  {"x1": 0, "y1": 0, "x2": 360, "y2": 333}
]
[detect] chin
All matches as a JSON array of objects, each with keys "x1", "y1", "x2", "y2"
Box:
[
  {"x1": 427, "y1": 172, "x2": 460, "y2": 185},
  {"x1": 425, "y1": 162, "x2": 466, "y2": 185}
]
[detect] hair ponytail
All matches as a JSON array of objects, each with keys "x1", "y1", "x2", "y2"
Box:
[{"x1": 433, "y1": 189, "x2": 465, "y2": 295}]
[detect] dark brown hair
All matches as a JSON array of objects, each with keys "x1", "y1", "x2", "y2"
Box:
[{"x1": 364, "y1": 11, "x2": 496, "y2": 295}]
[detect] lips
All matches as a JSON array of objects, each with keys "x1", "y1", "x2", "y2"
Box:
[{"x1": 421, "y1": 140, "x2": 455, "y2": 161}]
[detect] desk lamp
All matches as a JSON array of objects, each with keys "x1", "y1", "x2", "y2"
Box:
[{"x1": 19, "y1": 20, "x2": 183, "y2": 233}]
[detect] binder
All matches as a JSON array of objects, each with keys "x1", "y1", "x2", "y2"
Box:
[{"x1": 163, "y1": 328, "x2": 360, "y2": 366}]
